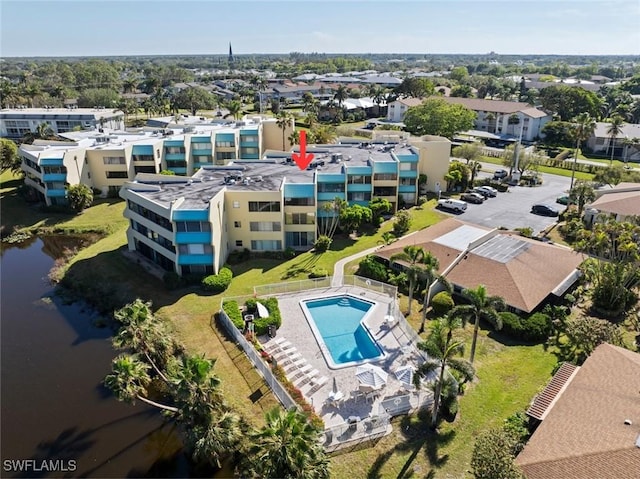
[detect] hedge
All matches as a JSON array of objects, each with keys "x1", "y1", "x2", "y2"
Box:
[
  {"x1": 245, "y1": 297, "x2": 282, "y2": 335},
  {"x1": 201, "y1": 267, "x2": 233, "y2": 293},
  {"x1": 356, "y1": 255, "x2": 389, "y2": 282},
  {"x1": 499, "y1": 311, "x2": 551, "y2": 342},
  {"x1": 222, "y1": 300, "x2": 244, "y2": 330}
]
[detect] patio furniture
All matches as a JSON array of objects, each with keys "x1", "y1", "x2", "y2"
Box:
[
  {"x1": 327, "y1": 390, "x2": 344, "y2": 407},
  {"x1": 307, "y1": 376, "x2": 328, "y2": 395},
  {"x1": 283, "y1": 358, "x2": 306, "y2": 372},
  {"x1": 289, "y1": 364, "x2": 312, "y2": 381}
]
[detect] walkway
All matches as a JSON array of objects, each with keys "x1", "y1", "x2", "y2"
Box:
[{"x1": 331, "y1": 245, "x2": 379, "y2": 287}]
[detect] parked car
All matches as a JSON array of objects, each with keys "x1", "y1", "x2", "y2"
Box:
[
  {"x1": 556, "y1": 195, "x2": 571, "y2": 205},
  {"x1": 493, "y1": 169, "x2": 508, "y2": 180},
  {"x1": 437, "y1": 198, "x2": 467, "y2": 212},
  {"x1": 531, "y1": 204, "x2": 559, "y2": 217},
  {"x1": 473, "y1": 186, "x2": 498, "y2": 198},
  {"x1": 460, "y1": 192, "x2": 485, "y2": 204}
]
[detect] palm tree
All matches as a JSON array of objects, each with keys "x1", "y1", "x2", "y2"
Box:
[
  {"x1": 415, "y1": 316, "x2": 474, "y2": 429},
  {"x1": 390, "y1": 245, "x2": 428, "y2": 316},
  {"x1": 333, "y1": 85, "x2": 348, "y2": 108},
  {"x1": 276, "y1": 111, "x2": 293, "y2": 151},
  {"x1": 452, "y1": 285, "x2": 506, "y2": 363},
  {"x1": 169, "y1": 354, "x2": 223, "y2": 423},
  {"x1": 621, "y1": 136, "x2": 640, "y2": 165},
  {"x1": 468, "y1": 160, "x2": 482, "y2": 185},
  {"x1": 241, "y1": 408, "x2": 329, "y2": 479},
  {"x1": 606, "y1": 115, "x2": 625, "y2": 165},
  {"x1": 288, "y1": 130, "x2": 300, "y2": 146},
  {"x1": 377, "y1": 231, "x2": 395, "y2": 246},
  {"x1": 225, "y1": 100, "x2": 242, "y2": 120},
  {"x1": 22, "y1": 122, "x2": 56, "y2": 144},
  {"x1": 187, "y1": 410, "x2": 243, "y2": 469},
  {"x1": 104, "y1": 354, "x2": 178, "y2": 413},
  {"x1": 418, "y1": 253, "x2": 442, "y2": 333},
  {"x1": 570, "y1": 112, "x2": 597, "y2": 190}
]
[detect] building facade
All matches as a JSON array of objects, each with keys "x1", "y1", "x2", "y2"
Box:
[
  {"x1": 19, "y1": 116, "x2": 294, "y2": 205},
  {"x1": 119, "y1": 136, "x2": 451, "y2": 275},
  {"x1": 1, "y1": 107, "x2": 124, "y2": 140}
]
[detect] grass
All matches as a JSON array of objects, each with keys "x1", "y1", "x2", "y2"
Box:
[
  {"x1": 479, "y1": 156, "x2": 595, "y2": 181},
  {"x1": 329, "y1": 325, "x2": 556, "y2": 479}
]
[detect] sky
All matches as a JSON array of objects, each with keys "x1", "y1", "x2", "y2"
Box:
[{"x1": 1, "y1": 0, "x2": 639, "y2": 57}]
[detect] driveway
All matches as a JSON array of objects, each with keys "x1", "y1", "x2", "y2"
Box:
[{"x1": 435, "y1": 169, "x2": 572, "y2": 235}]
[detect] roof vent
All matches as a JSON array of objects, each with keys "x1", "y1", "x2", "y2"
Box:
[{"x1": 624, "y1": 419, "x2": 632, "y2": 426}]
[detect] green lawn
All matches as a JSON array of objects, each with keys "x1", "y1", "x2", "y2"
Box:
[{"x1": 480, "y1": 156, "x2": 595, "y2": 181}]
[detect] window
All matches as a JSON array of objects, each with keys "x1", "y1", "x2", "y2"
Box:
[
  {"x1": 194, "y1": 155, "x2": 213, "y2": 163},
  {"x1": 216, "y1": 151, "x2": 235, "y2": 161},
  {"x1": 182, "y1": 264, "x2": 213, "y2": 275},
  {"x1": 133, "y1": 154, "x2": 154, "y2": 162},
  {"x1": 178, "y1": 244, "x2": 213, "y2": 255},
  {"x1": 241, "y1": 135, "x2": 259, "y2": 143},
  {"x1": 215, "y1": 141, "x2": 235, "y2": 148},
  {"x1": 176, "y1": 221, "x2": 211, "y2": 232},
  {"x1": 42, "y1": 166, "x2": 67, "y2": 174},
  {"x1": 131, "y1": 220, "x2": 175, "y2": 253},
  {"x1": 347, "y1": 192, "x2": 372, "y2": 202},
  {"x1": 373, "y1": 173, "x2": 397, "y2": 181},
  {"x1": 166, "y1": 160, "x2": 186, "y2": 168},
  {"x1": 285, "y1": 212, "x2": 315, "y2": 225},
  {"x1": 250, "y1": 221, "x2": 281, "y2": 232},
  {"x1": 251, "y1": 240, "x2": 282, "y2": 251},
  {"x1": 128, "y1": 200, "x2": 172, "y2": 231},
  {"x1": 165, "y1": 146, "x2": 185, "y2": 154},
  {"x1": 240, "y1": 147, "x2": 259, "y2": 155},
  {"x1": 234, "y1": 221, "x2": 241, "y2": 228},
  {"x1": 106, "y1": 171, "x2": 128, "y2": 179},
  {"x1": 373, "y1": 186, "x2": 397, "y2": 196},
  {"x1": 248, "y1": 201, "x2": 281, "y2": 212},
  {"x1": 399, "y1": 162, "x2": 417, "y2": 171},
  {"x1": 285, "y1": 231, "x2": 315, "y2": 247},
  {"x1": 235, "y1": 240, "x2": 243, "y2": 247},
  {"x1": 191, "y1": 142, "x2": 212, "y2": 150},
  {"x1": 103, "y1": 156, "x2": 126, "y2": 165},
  {"x1": 317, "y1": 183, "x2": 345, "y2": 193},
  {"x1": 284, "y1": 197, "x2": 315, "y2": 206},
  {"x1": 399, "y1": 178, "x2": 416, "y2": 186},
  {"x1": 347, "y1": 175, "x2": 371, "y2": 184},
  {"x1": 233, "y1": 201, "x2": 240, "y2": 208}
]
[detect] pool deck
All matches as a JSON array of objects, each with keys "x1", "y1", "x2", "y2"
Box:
[{"x1": 258, "y1": 285, "x2": 432, "y2": 431}]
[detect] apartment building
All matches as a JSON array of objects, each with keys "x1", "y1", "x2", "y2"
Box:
[
  {"x1": 119, "y1": 136, "x2": 451, "y2": 275},
  {"x1": 19, "y1": 116, "x2": 294, "y2": 206},
  {"x1": 387, "y1": 97, "x2": 552, "y2": 142},
  {"x1": 1, "y1": 107, "x2": 124, "y2": 139}
]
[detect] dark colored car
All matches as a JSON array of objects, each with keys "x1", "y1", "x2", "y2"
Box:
[
  {"x1": 460, "y1": 192, "x2": 485, "y2": 204},
  {"x1": 493, "y1": 169, "x2": 508, "y2": 180},
  {"x1": 531, "y1": 204, "x2": 560, "y2": 217},
  {"x1": 556, "y1": 195, "x2": 571, "y2": 205}
]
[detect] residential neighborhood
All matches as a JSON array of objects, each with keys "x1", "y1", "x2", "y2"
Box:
[{"x1": 1, "y1": 2, "x2": 639, "y2": 479}]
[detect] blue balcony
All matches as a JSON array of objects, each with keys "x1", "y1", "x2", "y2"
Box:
[
  {"x1": 317, "y1": 173, "x2": 345, "y2": 183},
  {"x1": 46, "y1": 189, "x2": 66, "y2": 198},
  {"x1": 399, "y1": 185, "x2": 417, "y2": 193},
  {"x1": 40, "y1": 158, "x2": 64, "y2": 166},
  {"x1": 318, "y1": 192, "x2": 346, "y2": 201},
  {"x1": 192, "y1": 149, "x2": 212, "y2": 156},
  {"x1": 43, "y1": 173, "x2": 67, "y2": 182},
  {"x1": 175, "y1": 231, "x2": 212, "y2": 244},
  {"x1": 173, "y1": 210, "x2": 209, "y2": 221},
  {"x1": 168, "y1": 167, "x2": 187, "y2": 175},
  {"x1": 399, "y1": 170, "x2": 418, "y2": 178},
  {"x1": 165, "y1": 153, "x2": 186, "y2": 161},
  {"x1": 240, "y1": 140, "x2": 259, "y2": 147},
  {"x1": 346, "y1": 183, "x2": 372, "y2": 193},
  {"x1": 194, "y1": 162, "x2": 214, "y2": 169},
  {"x1": 396, "y1": 154, "x2": 419, "y2": 163},
  {"x1": 178, "y1": 254, "x2": 214, "y2": 266}
]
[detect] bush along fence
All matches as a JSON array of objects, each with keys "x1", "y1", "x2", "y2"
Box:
[{"x1": 218, "y1": 296, "x2": 323, "y2": 430}]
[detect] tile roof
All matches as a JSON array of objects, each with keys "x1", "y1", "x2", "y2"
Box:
[
  {"x1": 439, "y1": 97, "x2": 532, "y2": 114},
  {"x1": 516, "y1": 344, "x2": 640, "y2": 479},
  {"x1": 375, "y1": 218, "x2": 584, "y2": 312},
  {"x1": 589, "y1": 183, "x2": 640, "y2": 217},
  {"x1": 526, "y1": 362, "x2": 580, "y2": 421}
]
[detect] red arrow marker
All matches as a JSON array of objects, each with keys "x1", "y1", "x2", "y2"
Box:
[{"x1": 291, "y1": 130, "x2": 314, "y2": 170}]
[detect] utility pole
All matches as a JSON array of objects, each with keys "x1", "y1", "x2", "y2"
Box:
[{"x1": 512, "y1": 118, "x2": 525, "y2": 182}]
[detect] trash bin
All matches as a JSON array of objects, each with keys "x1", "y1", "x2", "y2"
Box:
[{"x1": 268, "y1": 324, "x2": 277, "y2": 338}]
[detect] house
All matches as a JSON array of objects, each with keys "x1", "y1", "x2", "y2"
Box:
[
  {"x1": 585, "y1": 122, "x2": 640, "y2": 162},
  {"x1": 516, "y1": 344, "x2": 640, "y2": 479},
  {"x1": 118, "y1": 135, "x2": 452, "y2": 276},
  {"x1": 386, "y1": 97, "x2": 551, "y2": 142},
  {"x1": 375, "y1": 218, "x2": 584, "y2": 314},
  {"x1": 583, "y1": 182, "x2": 640, "y2": 226},
  {"x1": 1, "y1": 107, "x2": 125, "y2": 140}
]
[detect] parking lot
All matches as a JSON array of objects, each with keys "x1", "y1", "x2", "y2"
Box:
[{"x1": 435, "y1": 169, "x2": 572, "y2": 235}]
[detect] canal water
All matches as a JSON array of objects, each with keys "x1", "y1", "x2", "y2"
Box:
[{"x1": 1, "y1": 237, "x2": 188, "y2": 478}]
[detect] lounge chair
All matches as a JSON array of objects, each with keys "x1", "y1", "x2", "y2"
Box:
[
  {"x1": 294, "y1": 369, "x2": 319, "y2": 387},
  {"x1": 283, "y1": 358, "x2": 306, "y2": 372},
  {"x1": 289, "y1": 364, "x2": 312, "y2": 381},
  {"x1": 279, "y1": 352, "x2": 302, "y2": 365},
  {"x1": 306, "y1": 376, "x2": 328, "y2": 395}
]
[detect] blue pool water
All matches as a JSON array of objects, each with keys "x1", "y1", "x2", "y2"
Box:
[{"x1": 302, "y1": 295, "x2": 384, "y2": 369}]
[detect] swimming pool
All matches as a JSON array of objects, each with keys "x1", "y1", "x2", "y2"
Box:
[{"x1": 300, "y1": 295, "x2": 385, "y2": 369}]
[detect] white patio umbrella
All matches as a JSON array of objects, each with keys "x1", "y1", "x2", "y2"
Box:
[
  {"x1": 394, "y1": 364, "x2": 416, "y2": 388},
  {"x1": 355, "y1": 364, "x2": 388, "y2": 390},
  {"x1": 256, "y1": 301, "x2": 269, "y2": 318}
]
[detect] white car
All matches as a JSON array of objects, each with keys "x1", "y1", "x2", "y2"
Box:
[
  {"x1": 474, "y1": 186, "x2": 498, "y2": 197},
  {"x1": 437, "y1": 198, "x2": 467, "y2": 212}
]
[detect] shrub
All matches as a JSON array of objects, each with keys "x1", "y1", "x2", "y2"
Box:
[
  {"x1": 201, "y1": 267, "x2": 233, "y2": 293},
  {"x1": 417, "y1": 196, "x2": 427, "y2": 207},
  {"x1": 356, "y1": 256, "x2": 389, "y2": 282},
  {"x1": 431, "y1": 291, "x2": 454, "y2": 316},
  {"x1": 314, "y1": 235, "x2": 332, "y2": 252},
  {"x1": 163, "y1": 271, "x2": 181, "y2": 290},
  {"x1": 246, "y1": 297, "x2": 282, "y2": 335},
  {"x1": 308, "y1": 268, "x2": 328, "y2": 279},
  {"x1": 392, "y1": 210, "x2": 411, "y2": 237},
  {"x1": 227, "y1": 248, "x2": 250, "y2": 264},
  {"x1": 222, "y1": 300, "x2": 243, "y2": 330},
  {"x1": 499, "y1": 311, "x2": 551, "y2": 342}
]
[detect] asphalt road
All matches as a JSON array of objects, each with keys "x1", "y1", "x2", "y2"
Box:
[{"x1": 435, "y1": 165, "x2": 572, "y2": 235}]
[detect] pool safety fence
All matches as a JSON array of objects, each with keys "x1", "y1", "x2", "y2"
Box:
[
  {"x1": 216, "y1": 308, "x2": 299, "y2": 412},
  {"x1": 253, "y1": 277, "x2": 332, "y2": 296}
]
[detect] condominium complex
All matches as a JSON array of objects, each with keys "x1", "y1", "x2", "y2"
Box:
[
  {"x1": 19, "y1": 115, "x2": 294, "y2": 205},
  {"x1": 1, "y1": 107, "x2": 125, "y2": 139},
  {"x1": 119, "y1": 136, "x2": 451, "y2": 276}
]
